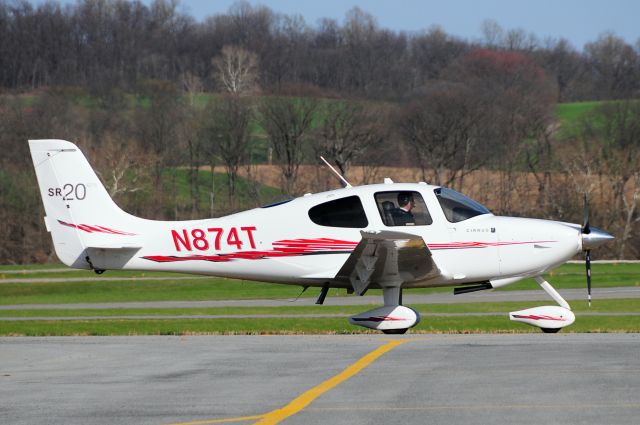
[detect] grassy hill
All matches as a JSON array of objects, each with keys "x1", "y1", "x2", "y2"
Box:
[{"x1": 556, "y1": 101, "x2": 601, "y2": 124}]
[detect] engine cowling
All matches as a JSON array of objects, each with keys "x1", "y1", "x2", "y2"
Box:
[
  {"x1": 349, "y1": 305, "x2": 420, "y2": 331},
  {"x1": 509, "y1": 306, "x2": 575, "y2": 330}
]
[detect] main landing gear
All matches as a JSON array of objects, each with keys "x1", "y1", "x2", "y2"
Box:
[{"x1": 349, "y1": 286, "x2": 420, "y2": 334}]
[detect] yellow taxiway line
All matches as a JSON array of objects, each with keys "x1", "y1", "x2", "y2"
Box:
[
  {"x1": 165, "y1": 338, "x2": 409, "y2": 425},
  {"x1": 255, "y1": 339, "x2": 408, "y2": 425},
  {"x1": 166, "y1": 415, "x2": 265, "y2": 424}
]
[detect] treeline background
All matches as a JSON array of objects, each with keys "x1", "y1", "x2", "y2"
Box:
[
  {"x1": 1, "y1": 0, "x2": 639, "y2": 263},
  {"x1": 2, "y1": 0, "x2": 639, "y2": 100}
]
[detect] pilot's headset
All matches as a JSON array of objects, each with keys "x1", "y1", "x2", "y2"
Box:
[{"x1": 397, "y1": 192, "x2": 414, "y2": 207}]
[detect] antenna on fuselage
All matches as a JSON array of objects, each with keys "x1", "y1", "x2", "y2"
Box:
[{"x1": 320, "y1": 156, "x2": 352, "y2": 188}]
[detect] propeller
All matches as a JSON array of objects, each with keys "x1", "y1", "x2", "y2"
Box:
[
  {"x1": 582, "y1": 194, "x2": 592, "y2": 307},
  {"x1": 580, "y1": 195, "x2": 614, "y2": 306}
]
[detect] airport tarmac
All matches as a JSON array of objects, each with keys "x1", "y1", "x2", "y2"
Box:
[{"x1": 1, "y1": 334, "x2": 639, "y2": 425}]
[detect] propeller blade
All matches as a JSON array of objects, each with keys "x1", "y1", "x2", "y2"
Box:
[
  {"x1": 582, "y1": 193, "x2": 590, "y2": 234},
  {"x1": 585, "y1": 249, "x2": 592, "y2": 307}
]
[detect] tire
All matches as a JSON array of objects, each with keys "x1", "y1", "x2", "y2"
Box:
[
  {"x1": 541, "y1": 327, "x2": 561, "y2": 334},
  {"x1": 382, "y1": 328, "x2": 408, "y2": 335}
]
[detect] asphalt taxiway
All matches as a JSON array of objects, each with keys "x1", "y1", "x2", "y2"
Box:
[{"x1": 1, "y1": 334, "x2": 639, "y2": 425}]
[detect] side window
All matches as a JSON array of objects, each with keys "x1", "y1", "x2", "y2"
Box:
[
  {"x1": 374, "y1": 191, "x2": 432, "y2": 226},
  {"x1": 308, "y1": 196, "x2": 368, "y2": 228}
]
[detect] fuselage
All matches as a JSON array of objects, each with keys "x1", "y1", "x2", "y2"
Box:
[{"x1": 85, "y1": 182, "x2": 583, "y2": 289}]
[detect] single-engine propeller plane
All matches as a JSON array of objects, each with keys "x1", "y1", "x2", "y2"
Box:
[{"x1": 29, "y1": 139, "x2": 614, "y2": 334}]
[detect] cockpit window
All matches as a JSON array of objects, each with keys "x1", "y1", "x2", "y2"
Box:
[
  {"x1": 434, "y1": 187, "x2": 490, "y2": 223},
  {"x1": 374, "y1": 191, "x2": 432, "y2": 226},
  {"x1": 308, "y1": 196, "x2": 368, "y2": 228}
]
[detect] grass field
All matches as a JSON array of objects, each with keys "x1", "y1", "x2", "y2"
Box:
[
  {"x1": 0, "y1": 262, "x2": 637, "y2": 306},
  {"x1": 1, "y1": 315, "x2": 638, "y2": 336},
  {"x1": 556, "y1": 101, "x2": 601, "y2": 124},
  {"x1": 161, "y1": 168, "x2": 286, "y2": 212},
  {"x1": 0, "y1": 298, "x2": 636, "y2": 318},
  {"x1": 0, "y1": 262, "x2": 638, "y2": 335}
]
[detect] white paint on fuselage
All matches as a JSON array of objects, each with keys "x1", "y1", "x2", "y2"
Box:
[{"x1": 105, "y1": 183, "x2": 583, "y2": 290}]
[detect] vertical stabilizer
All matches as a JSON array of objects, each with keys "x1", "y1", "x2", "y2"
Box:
[{"x1": 29, "y1": 139, "x2": 141, "y2": 268}]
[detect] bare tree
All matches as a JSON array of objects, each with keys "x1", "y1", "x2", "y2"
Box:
[
  {"x1": 178, "y1": 103, "x2": 205, "y2": 218},
  {"x1": 308, "y1": 18, "x2": 343, "y2": 89},
  {"x1": 259, "y1": 92, "x2": 318, "y2": 196},
  {"x1": 409, "y1": 26, "x2": 467, "y2": 86},
  {"x1": 180, "y1": 71, "x2": 203, "y2": 105},
  {"x1": 585, "y1": 33, "x2": 640, "y2": 99},
  {"x1": 212, "y1": 45, "x2": 259, "y2": 94},
  {"x1": 577, "y1": 100, "x2": 640, "y2": 258},
  {"x1": 314, "y1": 101, "x2": 386, "y2": 179},
  {"x1": 135, "y1": 80, "x2": 185, "y2": 219},
  {"x1": 503, "y1": 28, "x2": 538, "y2": 51},
  {"x1": 398, "y1": 82, "x2": 486, "y2": 189},
  {"x1": 447, "y1": 48, "x2": 556, "y2": 212},
  {"x1": 342, "y1": 7, "x2": 379, "y2": 94},
  {"x1": 537, "y1": 38, "x2": 583, "y2": 102},
  {"x1": 90, "y1": 135, "x2": 152, "y2": 200},
  {"x1": 481, "y1": 19, "x2": 504, "y2": 48},
  {"x1": 201, "y1": 95, "x2": 253, "y2": 209}
]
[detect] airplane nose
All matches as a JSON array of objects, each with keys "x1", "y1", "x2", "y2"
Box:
[{"x1": 582, "y1": 227, "x2": 615, "y2": 250}]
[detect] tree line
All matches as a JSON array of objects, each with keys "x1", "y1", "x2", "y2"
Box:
[
  {"x1": 1, "y1": 0, "x2": 639, "y2": 263},
  {"x1": 2, "y1": 77, "x2": 639, "y2": 263},
  {"x1": 1, "y1": 0, "x2": 639, "y2": 101}
]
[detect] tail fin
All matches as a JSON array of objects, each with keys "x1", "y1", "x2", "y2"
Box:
[{"x1": 29, "y1": 140, "x2": 142, "y2": 268}]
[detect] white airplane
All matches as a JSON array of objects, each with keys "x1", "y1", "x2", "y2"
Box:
[{"x1": 29, "y1": 139, "x2": 614, "y2": 334}]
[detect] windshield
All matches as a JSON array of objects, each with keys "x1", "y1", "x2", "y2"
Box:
[{"x1": 434, "y1": 187, "x2": 491, "y2": 223}]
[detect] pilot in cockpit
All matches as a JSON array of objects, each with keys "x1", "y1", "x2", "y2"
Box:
[{"x1": 392, "y1": 192, "x2": 415, "y2": 225}]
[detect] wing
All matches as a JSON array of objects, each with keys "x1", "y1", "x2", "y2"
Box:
[{"x1": 335, "y1": 230, "x2": 442, "y2": 295}]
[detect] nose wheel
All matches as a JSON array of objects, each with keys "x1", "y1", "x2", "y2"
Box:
[{"x1": 509, "y1": 276, "x2": 575, "y2": 333}]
